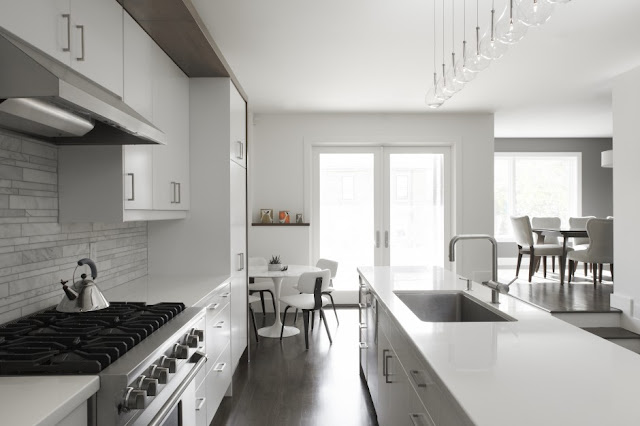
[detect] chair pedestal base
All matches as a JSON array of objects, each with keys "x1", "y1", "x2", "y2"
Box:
[{"x1": 259, "y1": 324, "x2": 299, "y2": 338}]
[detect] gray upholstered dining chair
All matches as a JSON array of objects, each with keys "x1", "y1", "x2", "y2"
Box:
[
  {"x1": 567, "y1": 218, "x2": 613, "y2": 285},
  {"x1": 531, "y1": 217, "x2": 561, "y2": 277},
  {"x1": 511, "y1": 215, "x2": 565, "y2": 282},
  {"x1": 569, "y1": 216, "x2": 596, "y2": 276}
]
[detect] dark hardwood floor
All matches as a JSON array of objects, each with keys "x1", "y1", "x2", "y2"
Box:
[{"x1": 212, "y1": 308, "x2": 378, "y2": 426}]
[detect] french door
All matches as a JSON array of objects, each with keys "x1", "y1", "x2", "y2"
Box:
[{"x1": 312, "y1": 146, "x2": 451, "y2": 300}]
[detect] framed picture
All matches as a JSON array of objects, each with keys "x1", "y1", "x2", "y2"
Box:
[
  {"x1": 296, "y1": 214, "x2": 304, "y2": 224},
  {"x1": 260, "y1": 209, "x2": 273, "y2": 223},
  {"x1": 279, "y1": 210, "x2": 290, "y2": 224}
]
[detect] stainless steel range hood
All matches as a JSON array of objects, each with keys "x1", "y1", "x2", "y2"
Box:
[{"x1": 0, "y1": 30, "x2": 166, "y2": 145}]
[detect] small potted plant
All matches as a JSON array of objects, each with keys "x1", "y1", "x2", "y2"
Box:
[{"x1": 268, "y1": 255, "x2": 282, "y2": 271}]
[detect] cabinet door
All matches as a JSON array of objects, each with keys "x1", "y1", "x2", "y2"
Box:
[
  {"x1": 123, "y1": 12, "x2": 153, "y2": 122},
  {"x1": 366, "y1": 294, "x2": 379, "y2": 411},
  {"x1": 0, "y1": 0, "x2": 71, "y2": 65},
  {"x1": 230, "y1": 161, "x2": 247, "y2": 371},
  {"x1": 358, "y1": 283, "x2": 368, "y2": 379},
  {"x1": 152, "y1": 44, "x2": 190, "y2": 211},
  {"x1": 229, "y1": 83, "x2": 247, "y2": 168},
  {"x1": 124, "y1": 146, "x2": 153, "y2": 210},
  {"x1": 69, "y1": 0, "x2": 123, "y2": 97}
]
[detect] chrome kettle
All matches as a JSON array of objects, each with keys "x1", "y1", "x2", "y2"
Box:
[{"x1": 56, "y1": 258, "x2": 110, "y2": 313}]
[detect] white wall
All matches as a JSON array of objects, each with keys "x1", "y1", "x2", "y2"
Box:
[
  {"x1": 611, "y1": 66, "x2": 640, "y2": 331},
  {"x1": 249, "y1": 113, "x2": 495, "y2": 285}
]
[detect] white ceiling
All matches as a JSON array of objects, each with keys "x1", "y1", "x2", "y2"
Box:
[{"x1": 192, "y1": 0, "x2": 640, "y2": 138}]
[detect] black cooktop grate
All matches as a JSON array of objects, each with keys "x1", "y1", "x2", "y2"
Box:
[{"x1": 0, "y1": 302, "x2": 185, "y2": 374}]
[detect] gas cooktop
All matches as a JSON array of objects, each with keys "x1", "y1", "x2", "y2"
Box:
[{"x1": 0, "y1": 302, "x2": 186, "y2": 375}]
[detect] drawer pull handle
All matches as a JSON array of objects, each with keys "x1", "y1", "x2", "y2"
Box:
[
  {"x1": 221, "y1": 292, "x2": 230, "y2": 298},
  {"x1": 359, "y1": 323, "x2": 367, "y2": 329},
  {"x1": 409, "y1": 413, "x2": 434, "y2": 426},
  {"x1": 207, "y1": 303, "x2": 220, "y2": 310},
  {"x1": 359, "y1": 342, "x2": 368, "y2": 349},
  {"x1": 213, "y1": 362, "x2": 226, "y2": 372},
  {"x1": 358, "y1": 303, "x2": 365, "y2": 310},
  {"x1": 195, "y1": 397, "x2": 206, "y2": 411},
  {"x1": 213, "y1": 321, "x2": 225, "y2": 328},
  {"x1": 410, "y1": 370, "x2": 434, "y2": 388}
]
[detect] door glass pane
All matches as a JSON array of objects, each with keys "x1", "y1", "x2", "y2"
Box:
[
  {"x1": 319, "y1": 153, "x2": 374, "y2": 290},
  {"x1": 389, "y1": 153, "x2": 444, "y2": 267}
]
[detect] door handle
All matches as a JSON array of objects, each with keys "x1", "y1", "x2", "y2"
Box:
[
  {"x1": 62, "y1": 14, "x2": 71, "y2": 52},
  {"x1": 236, "y1": 141, "x2": 244, "y2": 160},
  {"x1": 375, "y1": 231, "x2": 380, "y2": 248},
  {"x1": 126, "y1": 173, "x2": 135, "y2": 201},
  {"x1": 237, "y1": 253, "x2": 245, "y2": 271},
  {"x1": 75, "y1": 24, "x2": 85, "y2": 61},
  {"x1": 384, "y1": 231, "x2": 389, "y2": 248}
]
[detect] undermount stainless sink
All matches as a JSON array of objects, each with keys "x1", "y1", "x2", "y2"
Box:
[{"x1": 394, "y1": 291, "x2": 516, "y2": 322}]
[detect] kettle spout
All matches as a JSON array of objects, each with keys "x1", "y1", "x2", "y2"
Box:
[{"x1": 59, "y1": 280, "x2": 78, "y2": 301}]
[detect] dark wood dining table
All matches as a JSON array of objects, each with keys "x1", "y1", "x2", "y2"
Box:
[{"x1": 532, "y1": 228, "x2": 588, "y2": 285}]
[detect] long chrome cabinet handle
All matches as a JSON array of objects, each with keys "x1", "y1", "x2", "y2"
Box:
[
  {"x1": 177, "y1": 182, "x2": 181, "y2": 203},
  {"x1": 170, "y1": 182, "x2": 176, "y2": 203},
  {"x1": 382, "y1": 349, "x2": 389, "y2": 377},
  {"x1": 385, "y1": 230, "x2": 389, "y2": 248},
  {"x1": 375, "y1": 230, "x2": 380, "y2": 248},
  {"x1": 126, "y1": 173, "x2": 135, "y2": 201},
  {"x1": 237, "y1": 253, "x2": 244, "y2": 271},
  {"x1": 384, "y1": 353, "x2": 393, "y2": 383},
  {"x1": 62, "y1": 14, "x2": 71, "y2": 52},
  {"x1": 236, "y1": 141, "x2": 244, "y2": 160},
  {"x1": 76, "y1": 24, "x2": 85, "y2": 61}
]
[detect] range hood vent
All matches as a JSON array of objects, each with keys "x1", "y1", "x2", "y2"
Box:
[{"x1": 0, "y1": 30, "x2": 166, "y2": 145}]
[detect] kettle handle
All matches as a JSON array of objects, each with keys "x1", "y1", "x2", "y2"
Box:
[{"x1": 78, "y1": 258, "x2": 98, "y2": 279}]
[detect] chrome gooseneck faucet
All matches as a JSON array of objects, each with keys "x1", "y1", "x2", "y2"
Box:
[{"x1": 448, "y1": 234, "x2": 513, "y2": 304}]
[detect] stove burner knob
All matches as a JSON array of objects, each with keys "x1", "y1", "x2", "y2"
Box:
[
  {"x1": 191, "y1": 329, "x2": 204, "y2": 342},
  {"x1": 149, "y1": 365, "x2": 169, "y2": 384},
  {"x1": 159, "y1": 356, "x2": 178, "y2": 373},
  {"x1": 135, "y1": 376, "x2": 159, "y2": 396},
  {"x1": 122, "y1": 387, "x2": 146, "y2": 411},
  {"x1": 173, "y1": 343, "x2": 189, "y2": 359},
  {"x1": 186, "y1": 334, "x2": 199, "y2": 348}
]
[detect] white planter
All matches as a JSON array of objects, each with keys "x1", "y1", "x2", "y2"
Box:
[{"x1": 268, "y1": 264, "x2": 281, "y2": 271}]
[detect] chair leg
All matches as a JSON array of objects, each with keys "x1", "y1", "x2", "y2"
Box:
[
  {"x1": 258, "y1": 291, "x2": 266, "y2": 317},
  {"x1": 599, "y1": 263, "x2": 603, "y2": 283},
  {"x1": 528, "y1": 252, "x2": 535, "y2": 282},
  {"x1": 543, "y1": 256, "x2": 547, "y2": 278},
  {"x1": 293, "y1": 309, "x2": 298, "y2": 325},
  {"x1": 323, "y1": 292, "x2": 339, "y2": 325},
  {"x1": 593, "y1": 264, "x2": 598, "y2": 286},
  {"x1": 311, "y1": 311, "x2": 315, "y2": 330},
  {"x1": 302, "y1": 310, "x2": 310, "y2": 350},
  {"x1": 249, "y1": 306, "x2": 259, "y2": 343},
  {"x1": 319, "y1": 309, "x2": 333, "y2": 345},
  {"x1": 552, "y1": 256, "x2": 555, "y2": 273},
  {"x1": 280, "y1": 306, "x2": 291, "y2": 341},
  {"x1": 583, "y1": 262, "x2": 587, "y2": 277},
  {"x1": 515, "y1": 253, "x2": 522, "y2": 278},
  {"x1": 568, "y1": 260, "x2": 573, "y2": 283},
  {"x1": 265, "y1": 290, "x2": 277, "y2": 315},
  {"x1": 611, "y1": 264, "x2": 614, "y2": 281}
]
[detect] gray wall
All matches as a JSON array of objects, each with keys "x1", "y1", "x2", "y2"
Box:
[
  {"x1": 0, "y1": 129, "x2": 148, "y2": 324},
  {"x1": 495, "y1": 137, "x2": 613, "y2": 257}
]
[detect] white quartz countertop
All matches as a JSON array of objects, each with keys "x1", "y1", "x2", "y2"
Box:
[
  {"x1": 0, "y1": 375, "x2": 99, "y2": 426},
  {"x1": 358, "y1": 266, "x2": 640, "y2": 426}
]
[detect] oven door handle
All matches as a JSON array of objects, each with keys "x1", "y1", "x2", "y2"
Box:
[{"x1": 147, "y1": 351, "x2": 208, "y2": 426}]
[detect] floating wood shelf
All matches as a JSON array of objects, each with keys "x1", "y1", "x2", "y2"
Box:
[{"x1": 252, "y1": 223, "x2": 310, "y2": 227}]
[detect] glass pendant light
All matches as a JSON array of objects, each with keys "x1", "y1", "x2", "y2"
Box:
[
  {"x1": 480, "y1": 1, "x2": 509, "y2": 60},
  {"x1": 452, "y1": 0, "x2": 475, "y2": 85},
  {"x1": 517, "y1": 0, "x2": 555, "y2": 27},
  {"x1": 496, "y1": 0, "x2": 528, "y2": 44},
  {"x1": 465, "y1": 0, "x2": 491, "y2": 72},
  {"x1": 425, "y1": 0, "x2": 443, "y2": 108}
]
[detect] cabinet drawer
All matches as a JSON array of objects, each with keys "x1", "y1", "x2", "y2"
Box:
[
  {"x1": 206, "y1": 343, "x2": 232, "y2": 423},
  {"x1": 195, "y1": 379, "x2": 207, "y2": 426},
  {"x1": 206, "y1": 304, "x2": 231, "y2": 370}
]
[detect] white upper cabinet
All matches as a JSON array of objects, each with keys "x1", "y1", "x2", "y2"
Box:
[
  {"x1": 123, "y1": 145, "x2": 153, "y2": 211},
  {"x1": 68, "y1": 0, "x2": 123, "y2": 97},
  {"x1": 123, "y1": 12, "x2": 154, "y2": 122},
  {"x1": 0, "y1": 0, "x2": 71, "y2": 64},
  {"x1": 152, "y1": 46, "x2": 190, "y2": 211},
  {"x1": 229, "y1": 83, "x2": 247, "y2": 168},
  {"x1": 0, "y1": 0, "x2": 123, "y2": 97}
]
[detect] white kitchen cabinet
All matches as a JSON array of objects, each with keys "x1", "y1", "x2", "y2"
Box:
[
  {"x1": 152, "y1": 45, "x2": 190, "y2": 211},
  {"x1": 206, "y1": 343, "x2": 232, "y2": 423},
  {"x1": 55, "y1": 399, "x2": 88, "y2": 426},
  {"x1": 0, "y1": 0, "x2": 71, "y2": 65},
  {"x1": 68, "y1": 0, "x2": 123, "y2": 97},
  {"x1": 123, "y1": 145, "x2": 153, "y2": 210},
  {"x1": 195, "y1": 380, "x2": 207, "y2": 426},
  {"x1": 229, "y1": 83, "x2": 247, "y2": 168},
  {"x1": 123, "y1": 12, "x2": 154, "y2": 122},
  {"x1": 230, "y1": 161, "x2": 247, "y2": 371}
]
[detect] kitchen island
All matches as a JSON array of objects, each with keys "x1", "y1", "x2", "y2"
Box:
[{"x1": 358, "y1": 266, "x2": 640, "y2": 426}]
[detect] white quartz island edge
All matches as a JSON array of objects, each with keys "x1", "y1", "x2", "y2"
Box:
[
  {"x1": 358, "y1": 266, "x2": 640, "y2": 426},
  {"x1": 0, "y1": 376, "x2": 99, "y2": 426}
]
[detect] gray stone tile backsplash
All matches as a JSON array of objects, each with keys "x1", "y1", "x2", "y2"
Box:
[{"x1": 0, "y1": 130, "x2": 148, "y2": 324}]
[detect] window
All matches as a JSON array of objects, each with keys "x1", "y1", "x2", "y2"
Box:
[{"x1": 494, "y1": 153, "x2": 582, "y2": 240}]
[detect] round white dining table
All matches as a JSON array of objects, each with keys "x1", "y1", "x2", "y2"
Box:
[{"x1": 249, "y1": 264, "x2": 320, "y2": 338}]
